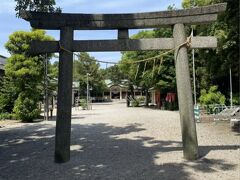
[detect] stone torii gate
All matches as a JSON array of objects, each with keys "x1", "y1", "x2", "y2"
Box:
[{"x1": 21, "y1": 3, "x2": 226, "y2": 163}]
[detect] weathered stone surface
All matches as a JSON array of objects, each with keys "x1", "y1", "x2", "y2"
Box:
[
  {"x1": 55, "y1": 27, "x2": 73, "y2": 163},
  {"x1": 30, "y1": 37, "x2": 217, "y2": 54},
  {"x1": 118, "y1": 29, "x2": 129, "y2": 39},
  {"x1": 30, "y1": 40, "x2": 59, "y2": 54},
  {"x1": 21, "y1": 3, "x2": 226, "y2": 30},
  {"x1": 190, "y1": 36, "x2": 217, "y2": 49},
  {"x1": 173, "y1": 24, "x2": 198, "y2": 160}
]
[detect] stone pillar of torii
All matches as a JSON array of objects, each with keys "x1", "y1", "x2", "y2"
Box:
[{"x1": 20, "y1": 3, "x2": 226, "y2": 163}]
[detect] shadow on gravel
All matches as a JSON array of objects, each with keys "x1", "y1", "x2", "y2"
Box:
[
  {"x1": 0, "y1": 122, "x2": 238, "y2": 180},
  {"x1": 231, "y1": 126, "x2": 240, "y2": 136},
  {"x1": 199, "y1": 145, "x2": 239, "y2": 158},
  {"x1": 47, "y1": 116, "x2": 86, "y2": 121}
]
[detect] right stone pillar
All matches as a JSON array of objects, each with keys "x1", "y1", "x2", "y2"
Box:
[{"x1": 173, "y1": 24, "x2": 199, "y2": 160}]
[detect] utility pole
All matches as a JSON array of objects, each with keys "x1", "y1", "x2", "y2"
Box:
[
  {"x1": 191, "y1": 28, "x2": 197, "y2": 105},
  {"x1": 87, "y1": 73, "x2": 90, "y2": 110},
  {"x1": 192, "y1": 48, "x2": 197, "y2": 105},
  {"x1": 230, "y1": 67, "x2": 233, "y2": 108},
  {"x1": 78, "y1": 83, "x2": 80, "y2": 104},
  {"x1": 44, "y1": 54, "x2": 49, "y2": 121},
  {"x1": 191, "y1": 0, "x2": 197, "y2": 106}
]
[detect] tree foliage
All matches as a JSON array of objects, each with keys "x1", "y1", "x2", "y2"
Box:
[
  {"x1": 4, "y1": 30, "x2": 53, "y2": 91},
  {"x1": 119, "y1": 1, "x2": 239, "y2": 106},
  {"x1": 0, "y1": 30, "x2": 53, "y2": 121},
  {"x1": 15, "y1": 0, "x2": 61, "y2": 17},
  {"x1": 119, "y1": 29, "x2": 176, "y2": 96},
  {"x1": 13, "y1": 91, "x2": 40, "y2": 121},
  {"x1": 103, "y1": 65, "x2": 126, "y2": 84},
  {"x1": 48, "y1": 61, "x2": 58, "y2": 79},
  {"x1": 182, "y1": 0, "x2": 220, "y2": 8},
  {"x1": 182, "y1": 0, "x2": 239, "y2": 104},
  {"x1": 73, "y1": 53, "x2": 106, "y2": 97},
  {"x1": 0, "y1": 77, "x2": 18, "y2": 113},
  {"x1": 199, "y1": 85, "x2": 226, "y2": 105}
]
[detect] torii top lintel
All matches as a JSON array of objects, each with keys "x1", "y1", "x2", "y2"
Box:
[{"x1": 21, "y1": 3, "x2": 226, "y2": 30}]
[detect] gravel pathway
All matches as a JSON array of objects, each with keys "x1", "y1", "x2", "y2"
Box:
[{"x1": 0, "y1": 102, "x2": 239, "y2": 180}]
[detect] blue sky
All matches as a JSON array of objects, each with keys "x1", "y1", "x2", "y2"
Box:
[{"x1": 0, "y1": 0, "x2": 182, "y2": 66}]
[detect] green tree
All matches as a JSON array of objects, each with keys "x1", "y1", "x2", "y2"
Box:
[
  {"x1": 119, "y1": 29, "x2": 176, "y2": 105},
  {"x1": 199, "y1": 85, "x2": 226, "y2": 105},
  {"x1": 44, "y1": 61, "x2": 58, "y2": 97},
  {"x1": 13, "y1": 91, "x2": 40, "y2": 121},
  {"x1": 120, "y1": 30, "x2": 157, "y2": 101},
  {"x1": 182, "y1": 0, "x2": 239, "y2": 104},
  {"x1": 0, "y1": 77, "x2": 18, "y2": 113},
  {"x1": 73, "y1": 53, "x2": 106, "y2": 98},
  {"x1": 48, "y1": 61, "x2": 58, "y2": 79},
  {"x1": 103, "y1": 65, "x2": 126, "y2": 84},
  {"x1": 15, "y1": 0, "x2": 61, "y2": 17},
  {"x1": 182, "y1": 0, "x2": 216, "y2": 8},
  {"x1": 0, "y1": 29, "x2": 54, "y2": 121}
]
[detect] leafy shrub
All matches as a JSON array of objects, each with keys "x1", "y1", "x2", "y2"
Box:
[
  {"x1": 139, "y1": 96, "x2": 147, "y2": 104},
  {"x1": 131, "y1": 96, "x2": 146, "y2": 107},
  {"x1": 199, "y1": 86, "x2": 226, "y2": 105},
  {"x1": 0, "y1": 113, "x2": 17, "y2": 120},
  {"x1": 0, "y1": 77, "x2": 18, "y2": 113},
  {"x1": 131, "y1": 99, "x2": 140, "y2": 107},
  {"x1": 233, "y1": 93, "x2": 240, "y2": 105},
  {"x1": 13, "y1": 92, "x2": 40, "y2": 122},
  {"x1": 137, "y1": 96, "x2": 145, "y2": 102},
  {"x1": 165, "y1": 102, "x2": 178, "y2": 111},
  {"x1": 80, "y1": 99, "x2": 87, "y2": 110}
]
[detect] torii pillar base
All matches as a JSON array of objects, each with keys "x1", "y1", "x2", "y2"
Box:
[{"x1": 173, "y1": 24, "x2": 199, "y2": 160}]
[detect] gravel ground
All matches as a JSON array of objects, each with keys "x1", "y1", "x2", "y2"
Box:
[{"x1": 0, "y1": 102, "x2": 239, "y2": 180}]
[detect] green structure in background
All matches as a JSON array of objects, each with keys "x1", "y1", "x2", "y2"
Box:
[{"x1": 194, "y1": 105, "x2": 200, "y2": 122}]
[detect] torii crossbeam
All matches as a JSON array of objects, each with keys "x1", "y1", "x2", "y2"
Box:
[{"x1": 21, "y1": 3, "x2": 226, "y2": 163}]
